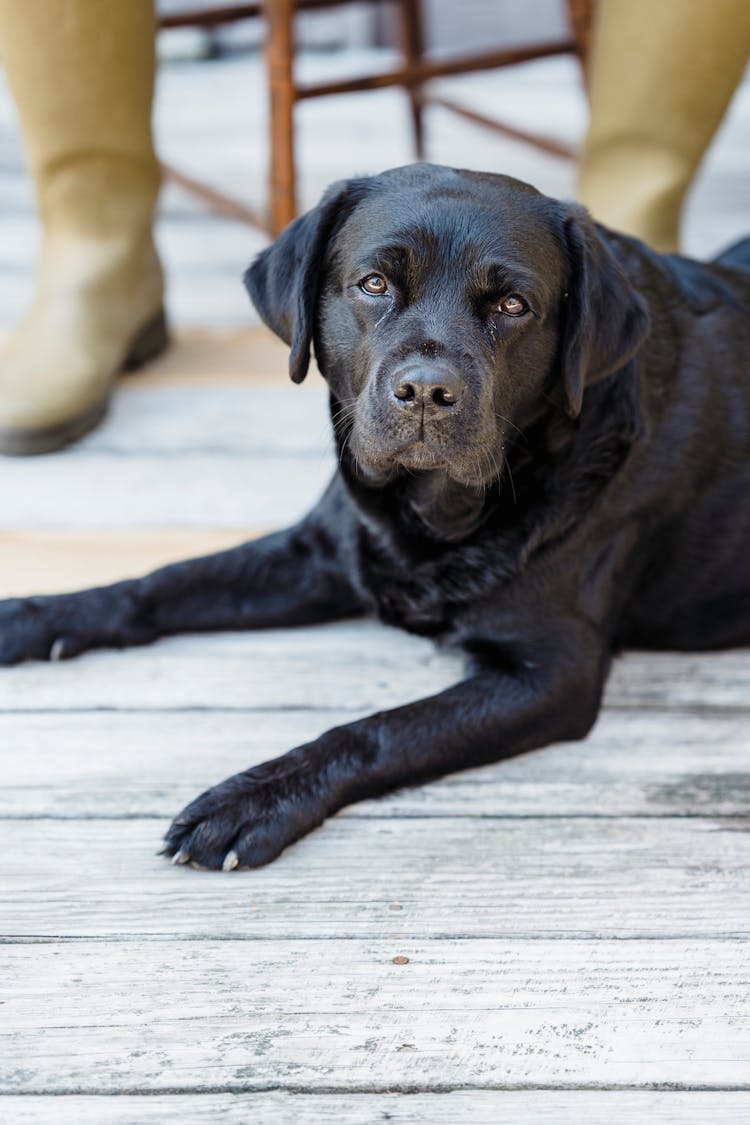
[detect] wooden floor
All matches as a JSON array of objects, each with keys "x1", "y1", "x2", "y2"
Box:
[{"x1": 0, "y1": 329, "x2": 749, "y2": 1122}]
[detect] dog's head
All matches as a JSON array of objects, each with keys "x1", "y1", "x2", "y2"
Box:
[{"x1": 245, "y1": 164, "x2": 650, "y2": 489}]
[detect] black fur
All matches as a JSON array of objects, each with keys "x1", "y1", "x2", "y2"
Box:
[{"x1": 2, "y1": 164, "x2": 749, "y2": 871}]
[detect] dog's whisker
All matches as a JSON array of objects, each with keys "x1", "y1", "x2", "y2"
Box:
[
  {"x1": 504, "y1": 457, "x2": 518, "y2": 505},
  {"x1": 495, "y1": 412, "x2": 527, "y2": 444}
]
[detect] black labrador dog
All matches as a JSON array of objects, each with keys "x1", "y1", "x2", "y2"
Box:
[{"x1": 2, "y1": 164, "x2": 749, "y2": 871}]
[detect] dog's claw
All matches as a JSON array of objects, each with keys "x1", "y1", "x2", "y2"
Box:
[
  {"x1": 49, "y1": 638, "x2": 66, "y2": 662},
  {"x1": 171, "y1": 848, "x2": 190, "y2": 865},
  {"x1": 222, "y1": 849, "x2": 240, "y2": 872}
]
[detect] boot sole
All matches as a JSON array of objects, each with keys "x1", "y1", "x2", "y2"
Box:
[{"x1": 0, "y1": 309, "x2": 169, "y2": 457}]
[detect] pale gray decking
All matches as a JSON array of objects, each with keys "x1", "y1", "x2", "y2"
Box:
[{"x1": 1, "y1": 43, "x2": 750, "y2": 1125}]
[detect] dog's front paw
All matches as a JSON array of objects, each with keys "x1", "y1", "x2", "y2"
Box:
[
  {"x1": 0, "y1": 597, "x2": 71, "y2": 666},
  {"x1": 162, "y1": 745, "x2": 332, "y2": 871}
]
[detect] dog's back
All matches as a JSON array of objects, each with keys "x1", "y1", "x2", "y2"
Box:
[{"x1": 715, "y1": 236, "x2": 750, "y2": 273}]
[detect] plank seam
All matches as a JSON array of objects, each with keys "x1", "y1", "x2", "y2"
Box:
[
  {"x1": 0, "y1": 812, "x2": 748, "y2": 823},
  {"x1": 2, "y1": 933, "x2": 749, "y2": 945},
  {"x1": 3, "y1": 1083, "x2": 750, "y2": 1096},
  {"x1": 2, "y1": 703, "x2": 749, "y2": 716}
]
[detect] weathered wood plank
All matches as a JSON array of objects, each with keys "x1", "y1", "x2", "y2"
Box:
[
  {"x1": 0, "y1": 624, "x2": 747, "y2": 712},
  {"x1": 1, "y1": 709, "x2": 748, "y2": 820},
  {"x1": 121, "y1": 327, "x2": 292, "y2": 387},
  {"x1": 0, "y1": 452, "x2": 335, "y2": 530},
  {"x1": 0, "y1": 529, "x2": 262, "y2": 599},
  {"x1": 5, "y1": 1091, "x2": 748, "y2": 1125},
  {"x1": 610, "y1": 649, "x2": 750, "y2": 710},
  {"x1": 85, "y1": 385, "x2": 330, "y2": 455},
  {"x1": 0, "y1": 622, "x2": 459, "y2": 711},
  {"x1": 2, "y1": 939, "x2": 749, "y2": 1091},
  {"x1": 2, "y1": 817, "x2": 749, "y2": 938}
]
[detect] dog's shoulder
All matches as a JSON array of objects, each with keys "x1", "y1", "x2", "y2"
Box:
[{"x1": 603, "y1": 226, "x2": 750, "y2": 317}]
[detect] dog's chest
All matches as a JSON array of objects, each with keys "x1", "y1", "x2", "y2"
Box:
[
  {"x1": 356, "y1": 542, "x2": 446, "y2": 635},
  {"x1": 356, "y1": 526, "x2": 518, "y2": 638},
  {"x1": 369, "y1": 576, "x2": 447, "y2": 636}
]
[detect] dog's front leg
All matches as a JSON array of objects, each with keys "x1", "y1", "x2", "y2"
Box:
[
  {"x1": 0, "y1": 486, "x2": 366, "y2": 665},
  {"x1": 164, "y1": 629, "x2": 607, "y2": 870}
]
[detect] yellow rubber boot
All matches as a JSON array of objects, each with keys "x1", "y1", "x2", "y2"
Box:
[
  {"x1": 0, "y1": 0, "x2": 167, "y2": 455},
  {"x1": 578, "y1": 0, "x2": 750, "y2": 253}
]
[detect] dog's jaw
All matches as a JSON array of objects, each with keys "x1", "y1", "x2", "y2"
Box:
[
  {"x1": 404, "y1": 472, "x2": 491, "y2": 541},
  {"x1": 338, "y1": 443, "x2": 496, "y2": 543},
  {"x1": 343, "y1": 414, "x2": 506, "y2": 491}
]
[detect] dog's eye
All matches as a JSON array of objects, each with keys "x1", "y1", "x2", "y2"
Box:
[
  {"x1": 499, "y1": 294, "x2": 528, "y2": 317},
  {"x1": 361, "y1": 274, "x2": 389, "y2": 296}
]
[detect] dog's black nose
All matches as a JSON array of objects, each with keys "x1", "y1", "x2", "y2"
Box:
[{"x1": 391, "y1": 366, "x2": 466, "y2": 411}]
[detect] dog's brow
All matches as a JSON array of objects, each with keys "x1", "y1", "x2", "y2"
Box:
[
  {"x1": 479, "y1": 261, "x2": 541, "y2": 295},
  {"x1": 350, "y1": 246, "x2": 408, "y2": 279}
]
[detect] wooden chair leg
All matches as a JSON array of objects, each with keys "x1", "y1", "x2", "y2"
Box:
[
  {"x1": 566, "y1": 0, "x2": 594, "y2": 89},
  {"x1": 396, "y1": 0, "x2": 426, "y2": 160},
  {"x1": 266, "y1": 0, "x2": 296, "y2": 235}
]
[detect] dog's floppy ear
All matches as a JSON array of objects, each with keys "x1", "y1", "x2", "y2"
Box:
[
  {"x1": 243, "y1": 179, "x2": 359, "y2": 384},
  {"x1": 560, "y1": 204, "x2": 651, "y2": 418}
]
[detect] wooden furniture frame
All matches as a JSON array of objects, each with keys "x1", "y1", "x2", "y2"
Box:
[{"x1": 158, "y1": 0, "x2": 593, "y2": 236}]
